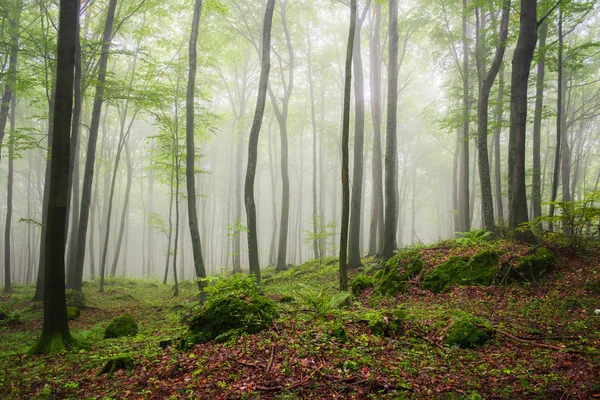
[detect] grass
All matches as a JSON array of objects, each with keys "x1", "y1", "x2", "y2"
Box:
[{"x1": 1, "y1": 240, "x2": 600, "y2": 399}]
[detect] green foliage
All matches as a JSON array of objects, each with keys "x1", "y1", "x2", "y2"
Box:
[
  {"x1": 303, "y1": 216, "x2": 336, "y2": 263},
  {"x1": 72, "y1": 325, "x2": 105, "y2": 345},
  {"x1": 366, "y1": 308, "x2": 407, "y2": 339},
  {"x1": 375, "y1": 250, "x2": 424, "y2": 296},
  {"x1": 529, "y1": 192, "x2": 600, "y2": 253},
  {"x1": 330, "y1": 325, "x2": 348, "y2": 342},
  {"x1": 0, "y1": 304, "x2": 20, "y2": 326},
  {"x1": 422, "y1": 256, "x2": 470, "y2": 293},
  {"x1": 455, "y1": 229, "x2": 493, "y2": 246},
  {"x1": 350, "y1": 274, "x2": 374, "y2": 295},
  {"x1": 510, "y1": 247, "x2": 555, "y2": 283},
  {"x1": 180, "y1": 275, "x2": 278, "y2": 348},
  {"x1": 299, "y1": 290, "x2": 350, "y2": 316},
  {"x1": 444, "y1": 315, "x2": 493, "y2": 349},
  {"x1": 104, "y1": 314, "x2": 139, "y2": 339}
]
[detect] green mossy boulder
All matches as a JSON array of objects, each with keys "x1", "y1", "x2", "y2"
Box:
[
  {"x1": 351, "y1": 274, "x2": 374, "y2": 295},
  {"x1": 444, "y1": 315, "x2": 493, "y2": 348},
  {"x1": 66, "y1": 289, "x2": 85, "y2": 309},
  {"x1": 66, "y1": 306, "x2": 80, "y2": 321},
  {"x1": 511, "y1": 247, "x2": 555, "y2": 282},
  {"x1": 179, "y1": 276, "x2": 278, "y2": 348},
  {"x1": 104, "y1": 313, "x2": 138, "y2": 339},
  {"x1": 100, "y1": 354, "x2": 134, "y2": 375},
  {"x1": 422, "y1": 256, "x2": 470, "y2": 293},
  {"x1": 466, "y1": 250, "x2": 500, "y2": 285}
]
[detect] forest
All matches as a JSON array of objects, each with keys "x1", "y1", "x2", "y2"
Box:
[{"x1": 1, "y1": 0, "x2": 600, "y2": 398}]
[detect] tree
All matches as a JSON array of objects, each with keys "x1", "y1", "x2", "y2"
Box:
[
  {"x1": 244, "y1": 0, "x2": 275, "y2": 285},
  {"x1": 348, "y1": 0, "x2": 372, "y2": 269},
  {"x1": 475, "y1": 0, "x2": 510, "y2": 231},
  {"x1": 457, "y1": 0, "x2": 470, "y2": 233},
  {"x1": 382, "y1": 0, "x2": 399, "y2": 259},
  {"x1": 30, "y1": 0, "x2": 79, "y2": 354},
  {"x1": 340, "y1": 0, "x2": 357, "y2": 291},
  {"x1": 186, "y1": 0, "x2": 208, "y2": 296},
  {"x1": 68, "y1": 0, "x2": 118, "y2": 293}
]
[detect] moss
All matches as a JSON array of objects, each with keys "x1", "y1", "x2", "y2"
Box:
[
  {"x1": 375, "y1": 268, "x2": 406, "y2": 296},
  {"x1": 368, "y1": 308, "x2": 406, "y2": 339},
  {"x1": 511, "y1": 247, "x2": 555, "y2": 282},
  {"x1": 351, "y1": 274, "x2": 374, "y2": 295},
  {"x1": 278, "y1": 295, "x2": 295, "y2": 303},
  {"x1": 104, "y1": 314, "x2": 138, "y2": 339},
  {"x1": 214, "y1": 328, "x2": 245, "y2": 344},
  {"x1": 100, "y1": 354, "x2": 134, "y2": 375},
  {"x1": 444, "y1": 315, "x2": 492, "y2": 349},
  {"x1": 179, "y1": 276, "x2": 278, "y2": 348},
  {"x1": 29, "y1": 331, "x2": 79, "y2": 355},
  {"x1": 585, "y1": 280, "x2": 600, "y2": 294},
  {"x1": 466, "y1": 251, "x2": 500, "y2": 285},
  {"x1": 422, "y1": 256, "x2": 470, "y2": 293},
  {"x1": 65, "y1": 289, "x2": 85, "y2": 309},
  {"x1": 66, "y1": 307, "x2": 80, "y2": 321}
]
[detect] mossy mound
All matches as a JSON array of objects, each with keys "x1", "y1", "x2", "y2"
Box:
[
  {"x1": 510, "y1": 247, "x2": 555, "y2": 282},
  {"x1": 351, "y1": 274, "x2": 374, "y2": 295},
  {"x1": 444, "y1": 315, "x2": 493, "y2": 348},
  {"x1": 104, "y1": 314, "x2": 138, "y2": 339},
  {"x1": 66, "y1": 306, "x2": 80, "y2": 321},
  {"x1": 179, "y1": 275, "x2": 278, "y2": 348},
  {"x1": 422, "y1": 256, "x2": 471, "y2": 293},
  {"x1": 374, "y1": 250, "x2": 423, "y2": 296},
  {"x1": 100, "y1": 354, "x2": 134, "y2": 375},
  {"x1": 66, "y1": 289, "x2": 85, "y2": 309},
  {"x1": 330, "y1": 325, "x2": 348, "y2": 342}
]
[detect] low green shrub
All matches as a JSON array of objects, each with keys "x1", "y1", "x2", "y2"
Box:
[
  {"x1": 104, "y1": 314, "x2": 138, "y2": 339},
  {"x1": 350, "y1": 274, "x2": 374, "y2": 295},
  {"x1": 509, "y1": 247, "x2": 554, "y2": 282},
  {"x1": 100, "y1": 354, "x2": 134, "y2": 375},
  {"x1": 444, "y1": 314, "x2": 492, "y2": 349},
  {"x1": 66, "y1": 306, "x2": 80, "y2": 321},
  {"x1": 367, "y1": 308, "x2": 406, "y2": 339}
]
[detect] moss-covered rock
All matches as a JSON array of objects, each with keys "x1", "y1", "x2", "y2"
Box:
[
  {"x1": 444, "y1": 315, "x2": 493, "y2": 349},
  {"x1": 466, "y1": 250, "x2": 500, "y2": 285},
  {"x1": 331, "y1": 325, "x2": 348, "y2": 342},
  {"x1": 511, "y1": 247, "x2": 555, "y2": 282},
  {"x1": 422, "y1": 256, "x2": 470, "y2": 293},
  {"x1": 351, "y1": 274, "x2": 374, "y2": 295},
  {"x1": 100, "y1": 354, "x2": 134, "y2": 374},
  {"x1": 375, "y1": 268, "x2": 406, "y2": 296},
  {"x1": 66, "y1": 306, "x2": 80, "y2": 321},
  {"x1": 179, "y1": 275, "x2": 278, "y2": 349},
  {"x1": 104, "y1": 314, "x2": 138, "y2": 339},
  {"x1": 66, "y1": 289, "x2": 85, "y2": 309}
]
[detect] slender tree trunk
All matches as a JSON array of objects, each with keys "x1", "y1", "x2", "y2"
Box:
[
  {"x1": 110, "y1": 141, "x2": 132, "y2": 276},
  {"x1": 475, "y1": 0, "x2": 510, "y2": 231},
  {"x1": 186, "y1": 0, "x2": 208, "y2": 295},
  {"x1": 348, "y1": 2, "x2": 371, "y2": 268},
  {"x1": 244, "y1": 0, "x2": 275, "y2": 284},
  {"x1": 30, "y1": 0, "x2": 79, "y2": 354},
  {"x1": 163, "y1": 160, "x2": 175, "y2": 285},
  {"x1": 306, "y1": 28, "x2": 320, "y2": 261},
  {"x1": 494, "y1": 65, "x2": 505, "y2": 225},
  {"x1": 382, "y1": 0, "x2": 398, "y2": 259},
  {"x1": 458, "y1": 0, "x2": 471, "y2": 233},
  {"x1": 508, "y1": 0, "x2": 537, "y2": 240},
  {"x1": 558, "y1": 9, "x2": 570, "y2": 204},
  {"x1": 68, "y1": 0, "x2": 118, "y2": 292},
  {"x1": 340, "y1": 0, "x2": 357, "y2": 291},
  {"x1": 4, "y1": 93, "x2": 16, "y2": 294},
  {"x1": 367, "y1": 3, "x2": 383, "y2": 257},
  {"x1": 531, "y1": 22, "x2": 548, "y2": 220}
]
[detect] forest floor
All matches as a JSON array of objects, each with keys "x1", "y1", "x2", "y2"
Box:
[{"x1": 1, "y1": 239, "x2": 600, "y2": 399}]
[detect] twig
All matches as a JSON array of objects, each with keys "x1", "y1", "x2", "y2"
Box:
[
  {"x1": 237, "y1": 360, "x2": 265, "y2": 368},
  {"x1": 494, "y1": 328, "x2": 590, "y2": 354},
  {"x1": 265, "y1": 345, "x2": 276, "y2": 374},
  {"x1": 256, "y1": 364, "x2": 324, "y2": 391}
]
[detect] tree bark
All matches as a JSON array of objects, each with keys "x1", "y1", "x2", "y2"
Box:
[
  {"x1": 493, "y1": 65, "x2": 505, "y2": 225},
  {"x1": 382, "y1": 0, "x2": 398, "y2": 259},
  {"x1": 68, "y1": 0, "x2": 118, "y2": 292},
  {"x1": 30, "y1": 0, "x2": 79, "y2": 354},
  {"x1": 508, "y1": 0, "x2": 537, "y2": 240},
  {"x1": 531, "y1": 22, "x2": 548, "y2": 220},
  {"x1": 340, "y1": 0, "x2": 357, "y2": 291},
  {"x1": 475, "y1": 0, "x2": 510, "y2": 231},
  {"x1": 109, "y1": 141, "x2": 132, "y2": 276},
  {"x1": 244, "y1": 0, "x2": 275, "y2": 285},
  {"x1": 458, "y1": 0, "x2": 471, "y2": 233},
  {"x1": 186, "y1": 0, "x2": 208, "y2": 295}
]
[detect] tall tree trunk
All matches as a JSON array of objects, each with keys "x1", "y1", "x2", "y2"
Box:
[
  {"x1": 68, "y1": 0, "x2": 118, "y2": 292},
  {"x1": 531, "y1": 22, "x2": 548, "y2": 220},
  {"x1": 367, "y1": 2, "x2": 383, "y2": 256},
  {"x1": 340, "y1": 0, "x2": 357, "y2": 291},
  {"x1": 163, "y1": 158, "x2": 175, "y2": 285},
  {"x1": 186, "y1": 0, "x2": 208, "y2": 295},
  {"x1": 348, "y1": 1, "x2": 371, "y2": 268},
  {"x1": 109, "y1": 141, "x2": 132, "y2": 276},
  {"x1": 475, "y1": 0, "x2": 510, "y2": 231},
  {"x1": 458, "y1": 0, "x2": 471, "y2": 233},
  {"x1": 306, "y1": 27, "x2": 320, "y2": 261},
  {"x1": 382, "y1": 0, "x2": 398, "y2": 259},
  {"x1": 4, "y1": 92, "x2": 16, "y2": 293},
  {"x1": 244, "y1": 0, "x2": 275, "y2": 284},
  {"x1": 508, "y1": 0, "x2": 537, "y2": 240},
  {"x1": 30, "y1": 0, "x2": 79, "y2": 354},
  {"x1": 557, "y1": 9, "x2": 570, "y2": 204},
  {"x1": 494, "y1": 65, "x2": 505, "y2": 224}
]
